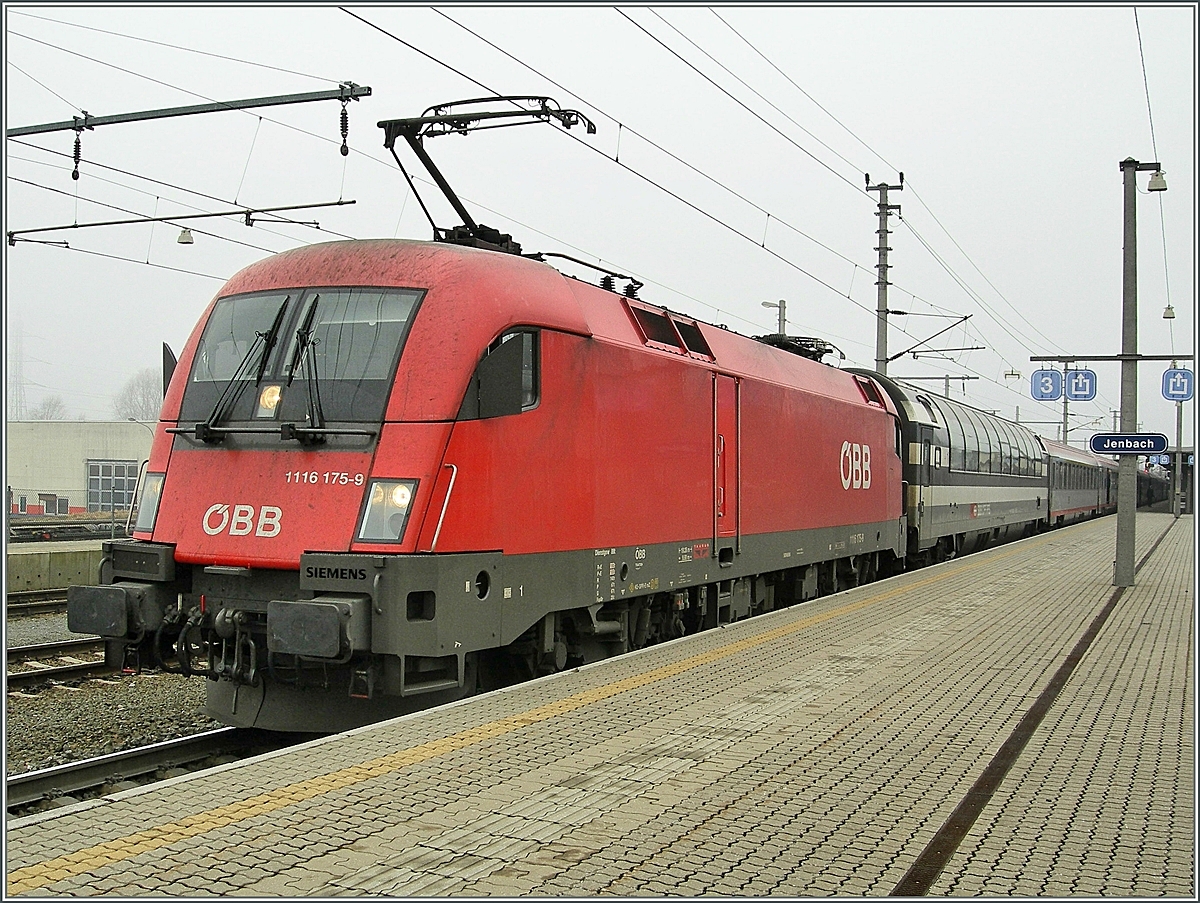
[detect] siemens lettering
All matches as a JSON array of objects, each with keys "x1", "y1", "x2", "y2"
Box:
[{"x1": 305, "y1": 566, "x2": 368, "y2": 581}]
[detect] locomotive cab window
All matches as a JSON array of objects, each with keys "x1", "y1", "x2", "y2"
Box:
[
  {"x1": 458, "y1": 330, "x2": 539, "y2": 420},
  {"x1": 180, "y1": 287, "x2": 423, "y2": 425}
]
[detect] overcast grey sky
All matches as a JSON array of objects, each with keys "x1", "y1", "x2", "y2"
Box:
[{"x1": 4, "y1": 4, "x2": 1195, "y2": 445}]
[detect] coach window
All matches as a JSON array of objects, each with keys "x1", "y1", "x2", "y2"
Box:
[
  {"x1": 984, "y1": 418, "x2": 1005, "y2": 474},
  {"x1": 947, "y1": 405, "x2": 968, "y2": 471},
  {"x1": 960, "y1": 408, "x2": 979, "y2": 473},
  {"x1": 1032, "y1": 440, "x2": 1044, "y2": 477},
  {"x1": 459, "y1": 330, "x2": 539, "y2": 420},
  {"x1": 988, "y1": 420, "x2": 1004, "y2": 474},
  {"x1": 996, "y1": 421, "x2": 1012, "y2": 474},
  {"x1": 995, "y1": 421, "x2": 1011, "y2": 474},
  {"x1": 959, "y1": 407, "x2": 981, "y2": 471},
  {"x1": 927, "y1": 396, "x2": 957, "y2": 469}
]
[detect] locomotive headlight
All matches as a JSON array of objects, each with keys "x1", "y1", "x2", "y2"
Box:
[
  {"x1": 390, "y1": 483, "x2": 412, "y2": 508},
  {"x1": 255, "y1": 384, "x2": 283, "y2": 419},
  {"x1": 133, "y1": 473, "x2": 166, "y2": 534},
  {"x1": 357, "y1": 479, "x2": 419, "y2": 543}
]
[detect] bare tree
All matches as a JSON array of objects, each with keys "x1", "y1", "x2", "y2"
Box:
[
  {"x1": 113, "y1": 367, "x2": 163, "y2": 421},
  {"x1": 28, "y1": 395, "x2": 68, "y2": 420}
]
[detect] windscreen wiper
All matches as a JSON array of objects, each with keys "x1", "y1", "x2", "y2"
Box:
[
  {"x1": 281, "y1": 296, "x2": 328, "y2": 444},
  {"x1": 277, "y1": 299, "x2": 377, "y2": 443},
  {"x1": 191, "y1": 296, "x2": 289, "y2": 443}
]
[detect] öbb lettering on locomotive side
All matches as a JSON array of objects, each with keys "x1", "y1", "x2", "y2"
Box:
[{"x1": 66, "y1": 238, "x2": 1157, "y2": 733}]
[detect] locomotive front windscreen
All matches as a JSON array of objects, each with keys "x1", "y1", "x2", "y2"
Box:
[{"x1": 180, "y1": 287, "x2": 423, "y2": 424}]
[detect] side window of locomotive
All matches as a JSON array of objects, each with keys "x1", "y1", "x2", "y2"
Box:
[{"x1": 459, "y1": 330, "x2": 539, "y2": 420}]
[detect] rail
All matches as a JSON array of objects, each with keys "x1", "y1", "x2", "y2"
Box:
[{"x1": 5, "y1": 727, "x2": 303, "y2": 811}]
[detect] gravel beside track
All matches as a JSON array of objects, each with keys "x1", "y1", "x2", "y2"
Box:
[
  {"x1": 5, "y1": 674, "x2": 219, "y2": 775},
  {"x1": 5, "y1": 612, "x2": 80, "y2": 648}
]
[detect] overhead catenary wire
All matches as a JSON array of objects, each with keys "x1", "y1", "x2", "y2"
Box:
[
  {"x1": 348, "y1": 5, "x2": 1061, "y2": 396},
  {"x1": 10, "y1": 9, "x2": 1144, "y2": 425},
  {"x1": 1133, "y1": 8, "x2": 1175, "y2": 340},
  {"x1": 614, "y1": 8, "x2": 865, "y2": 197},
  {"x1": 9, "y1": 9, "x2": 348, "y2": 86},
  {"x1": 7, "y1": 12, "x2": 1032, "y2": 420},
  {"x1": 10, "y1": 138, "x2": 359, "y2": 240},
  {"x1": 342, "y1": 7, "x2": 885, "y2": 342},
  {"x1": 648, "y1": 8, "x2": 865, "y2": 179},
  {"x1": 13, "y1": 6, "x2": 916, "y2": 354},
  {"x1": 429, "y1": 8, "x2": 863, "y2": 275},
  {"x1": 9, "y1": 176, "x2": 283, "y2": 255},
  {"x1": 611, "y1": 9, "x2": 1070, "y2": 407},
  {"x1": 709, "y1": 8, "x2": 1075, "y2": 365},
  {"x1": 6, "y1": 59, "x2": 84, "y2": 116}
]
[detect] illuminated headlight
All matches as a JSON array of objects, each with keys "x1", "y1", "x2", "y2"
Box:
[
  {"x1": 357, "y1": 479, "x2": 419, "y2": 542},
  {"x1": 255, "y1": 384, "x2": 283, "y2": 419},
  {"x1": 133, "y1": 473, "x2": 166, "y2": 533}
]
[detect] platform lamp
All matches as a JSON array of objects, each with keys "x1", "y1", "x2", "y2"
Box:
[
  {"x1": 762, "y1": 299, "x2": 786, "y2": 336},
  {"x1": 177, "y1": 227, "x2": 194, "y2": 244}
]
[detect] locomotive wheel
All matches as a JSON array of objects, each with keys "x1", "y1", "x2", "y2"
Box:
[{"x1": 476, "y1": 648, "x2": 524, "y2": 692}]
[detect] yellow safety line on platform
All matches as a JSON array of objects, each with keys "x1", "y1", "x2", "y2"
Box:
[{"x1": 6, "y1": 524, "x2": 1108, "y2": 895}]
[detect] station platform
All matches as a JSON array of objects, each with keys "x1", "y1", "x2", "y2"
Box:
[
  {"x1": 5, "y1": 512, "x2": 1194, "y2": 897},
  {"x1": 5, "y1": 539, "x2": 105, "y2": 594}
]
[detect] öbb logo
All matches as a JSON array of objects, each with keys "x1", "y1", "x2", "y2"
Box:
[
  {"x1": 839, "y1": 442, "x2": 871, "y2": 490},
  {"x1": 202, "y1": 504, "x2": 282, "y2": 537}
]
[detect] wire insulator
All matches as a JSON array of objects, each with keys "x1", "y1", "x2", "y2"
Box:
[
  {"x1": 340, "y1": 102, "x2": 349, "y2": 157},
  {"x1": 72, "y1": 133, "x2": 82, "y2": 181},
  {"x1": 600, "y1": 274, "x2": 615, "y2": 292}
]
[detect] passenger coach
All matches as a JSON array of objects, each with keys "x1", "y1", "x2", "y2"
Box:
[{"x1": 860, "y1": 373, "x2": 1048, "y2": 561}]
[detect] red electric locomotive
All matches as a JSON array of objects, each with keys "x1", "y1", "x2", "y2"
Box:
[{"x1": 68, "y1": 237, "x2": 907, "y2": 731}]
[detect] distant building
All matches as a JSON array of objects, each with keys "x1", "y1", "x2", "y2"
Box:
[{"x1": 6, "y1": 421, "x2": 154, "y2": 515}]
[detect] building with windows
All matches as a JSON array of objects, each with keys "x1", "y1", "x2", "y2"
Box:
[{"x1": 6, "y1": 421, "x2": 153, "y2": 516}]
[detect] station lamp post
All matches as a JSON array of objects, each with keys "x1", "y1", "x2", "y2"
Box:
[
  {"x1": 1114, "y1": 158, "x2": 1166, "y2": 587},
  {"x1": 1162, "y1": 305, "x2": 1185, "y2": 519},
  {"x1": 762, "y1": 300, "x2": 786, "y2": 336}
]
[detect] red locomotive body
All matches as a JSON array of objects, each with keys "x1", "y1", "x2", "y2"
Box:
[{"x1": 70, "y1": 239, "x2": 906, "y2": 731}]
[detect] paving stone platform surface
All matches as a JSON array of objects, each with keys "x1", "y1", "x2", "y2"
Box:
[{"x1": 5, "y1": 512, "x2": 1193, "y2": 897}]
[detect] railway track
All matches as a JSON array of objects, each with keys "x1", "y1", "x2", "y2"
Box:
[
  {"x1": 6, "y1": 590, "x2": 70, "y2": 617},
  {"x1": 7, "y1": 638, "x2": 112, "y2": 690},
  {"x1": 5, "y1": 727, "x2": 310, "y2": 813}
]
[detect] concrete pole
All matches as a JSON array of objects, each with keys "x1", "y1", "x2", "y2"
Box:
[
  {"x1": 867, "y1": 176, "x2": 902, "y2": 375},
  {"x1": 1114, "y1": 158, "x2": 1140, "y2": 587},
  {"x1": 875, "y1": 185, "x2": 890, "y2": 375}
]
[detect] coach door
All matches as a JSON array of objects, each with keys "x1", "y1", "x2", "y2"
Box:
[{"x1": 714, "y1": 374, "x2": 740, "y2": 554}]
